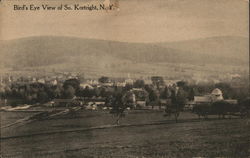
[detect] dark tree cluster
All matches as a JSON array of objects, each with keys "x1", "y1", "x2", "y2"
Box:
[{"x1": 3, "y1": 82, "x2": 63, "y2": 106}]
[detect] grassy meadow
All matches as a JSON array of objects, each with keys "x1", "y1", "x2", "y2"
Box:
[{"x1": 1, "y1": 110, "x2": 250, "y2": 158}]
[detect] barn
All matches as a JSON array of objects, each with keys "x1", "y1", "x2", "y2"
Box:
[{"x1": 194, "y1": 88, "x2": 237, "y2": 106}]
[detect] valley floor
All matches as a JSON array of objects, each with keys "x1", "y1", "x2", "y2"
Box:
[{"x1": 1, "y1": 110, "x2": 250, "y2": 158}]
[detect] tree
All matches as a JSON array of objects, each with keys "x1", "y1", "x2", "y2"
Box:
[
  {"x1": 166, "y1": 87, "x2": 187, "y2": 122},
  {"x1": 175, "y1": 88, "x2": 187, "y2": 107},
  {"x1": 110, "y1": 92, "x2": 126, "y2": 125},
  {"x1": 239, "y1": 97, "x2": 250, "y2": 118},
  {"x1": 176, "y1": 81, "x2": 187, "y2": 88},
  {"x1": 187, "y1": 87, "x2": 198, "y2": 101},
  {"x1": 134, "y1": 79, "x2": 145, "y2": 88},
  {"x1": 110, "y1": 90, "x2": 134, "y2": 125},
  {"x1": 98, "y1": 76, "x2": 110, "y2": 83},
  {"x1": 37, "y1": 91, "x2": 49, "y2": 103},
  {"x1": 160, "y1": 86, "x2": 171, "y2": 99},
  {"x1": 124, "y1": 83, "x2": 133, "y2": 91},
  {"x1": 63, "y1": 85, "x2": 75, "y2": 99},
  {"x1": 151, "y1": 76, "x2": 164, "y2": 89},
  {"x1": 51, "y1": 85, "x2": 63, "y2": 99},
  {"x1": 211, "y1": 101, "x2": 236, "y2": 118},
  {"x1": 148, "y1": 89, "x2": 159, "y2": 108},
  {"x1": 63, "y1": 79, "x2": 80, "y2": 97},
  {"x1": 63, "y1": 79, "x2": 80, "y2": 92},
  {"x1": 79, "y1": 86, "x2": 95, "y2": 98},
  {"x1": 100, "y1": 87, "x2": 113, "y2": 98}
]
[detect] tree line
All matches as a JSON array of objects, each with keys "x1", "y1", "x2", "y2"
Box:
[
  {"x1": 1, "y1": 76, "x2": 249, "y2": 124},
  {"x1": 1, "y1": 76, "x2": 248, "y2": 106}
]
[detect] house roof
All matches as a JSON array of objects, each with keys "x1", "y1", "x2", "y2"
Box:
[
  {"x1": 211, "y1": 88, "x2": 223, "y2": 95},
  {"x1": 80, "y1": 83, "x2": 94, "y2": 89},
  {"x1": 194, "y1": 96, "x2": 212, "y2": 103}
]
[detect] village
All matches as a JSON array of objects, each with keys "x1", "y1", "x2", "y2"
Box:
[{"x1": 0, "y1": 71, "x2": 248, "y2": 114}]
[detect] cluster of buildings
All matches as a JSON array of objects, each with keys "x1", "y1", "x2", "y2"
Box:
[
  {"x1": 0, "y1": 71, "x2": 243, "y2": 111},
  {"x1": 185, "y1": 88, "x2": 238, "y2": 110},
  {"x1": 46, "y1": 87, "x2": 148, "y2": 110}
]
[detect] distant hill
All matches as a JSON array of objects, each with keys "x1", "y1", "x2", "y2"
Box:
[
  {"x1": 0, "y1": 36, "x2": 248, "y2": 76},
  {"x1": 157, "y1": 36, "x2": 249, "y2": 62}
]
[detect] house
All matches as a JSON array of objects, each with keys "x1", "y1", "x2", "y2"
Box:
[
  {"x1": 102, "y1": 82, "x2": 113, "y2": 87},
  {"x1": 211, "y1": 88, "x2": 224, "y2": 101},
  {"x1": 130, "y1": 88, "x2": 149, "y2": 109},
  {"x1": 86, "y1": 79, "x2": 99, "y2": 85},
  {"x1": 194, "y1": 88, "x2": 237, "y2": 106},
  {"x1": 37, "y1": 78, "x2": 46, "y2": 84},
  {"x1": 85, "y1": 103, "x2": 98, "y2": 110},
  {"x1": 80, "y1": 83, "x2": 94, "y2": 89},
  {"x1": 50, "y1": 79, "x2": 58, "y2": 85},
  {"x1": 125, "y1": 78, "x2": 134, "y2": 85},
  {"x1": 115, "y1": 82, "x2": 126, "y2": 87},
  {"x1": 136, "y1": 100, "x2": 146, "y2": 107},
  {"x1": 194, "y1": 95, "x2": 212, "y2": 104},
  {"x1": 83, "y1": 96, "x2": 106, "y2": 107}
]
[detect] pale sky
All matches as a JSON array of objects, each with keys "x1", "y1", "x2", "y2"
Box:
[{"x1": 0, "y1": 0, "x2": 249, "y2": 42}]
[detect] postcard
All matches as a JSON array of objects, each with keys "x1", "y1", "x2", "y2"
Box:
[{"x1": 0, "y1": 0, "x2": 249, "y2": 157}]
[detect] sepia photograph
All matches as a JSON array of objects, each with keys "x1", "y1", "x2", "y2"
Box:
[{"x1": 0, "y1": 0, "x2": 249, "y2": 157}]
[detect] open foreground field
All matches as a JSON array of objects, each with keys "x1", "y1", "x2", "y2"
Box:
[{"x1": 1, "y1": 110, "x2": 250, "y2": 158}]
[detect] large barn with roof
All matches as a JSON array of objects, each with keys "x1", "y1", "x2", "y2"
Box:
[{"x1": 193, "y1": 88, "x2": 237, "y2": 105}]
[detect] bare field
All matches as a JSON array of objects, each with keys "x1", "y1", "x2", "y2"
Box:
[{"x1": 1, "y1": 110, "x2": 250, "y2": 158}]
